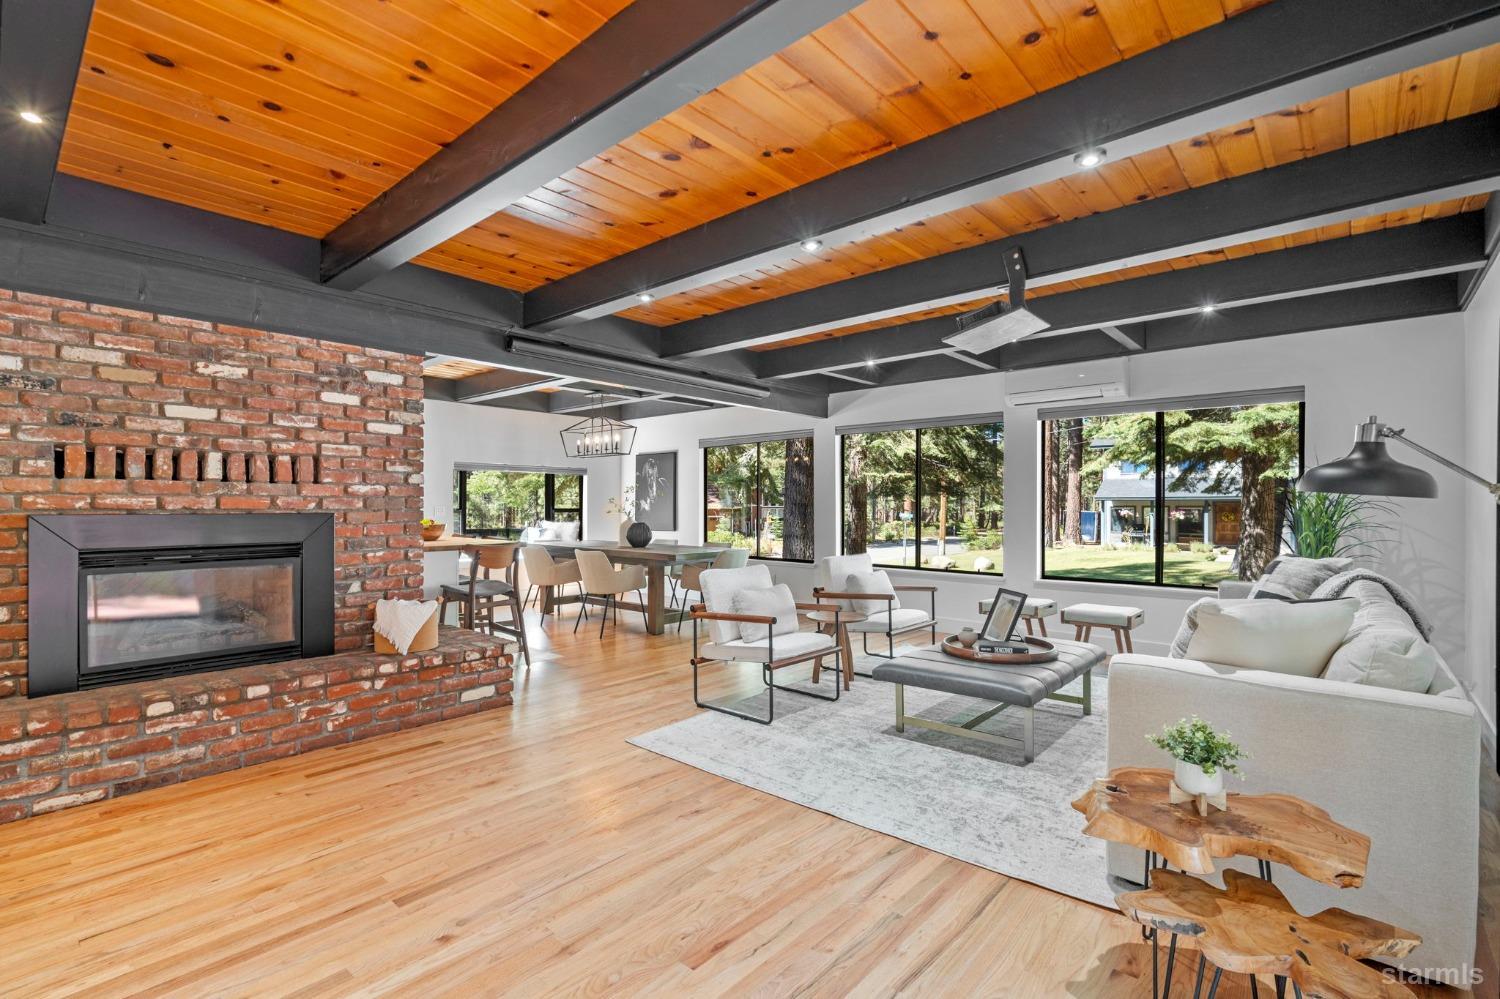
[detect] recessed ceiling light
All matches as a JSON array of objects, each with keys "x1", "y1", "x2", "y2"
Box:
[
  {"x1": 1200, "y1": 304, "x2": 1216, "y2": 314},
  {"x1": 1072, "y1": 147, "x2": 1106, "y2": 169},
  {"x1": 636, "y1": 292, "x2": 654, "y2": 303},
  {"x1": 18, "y1": 110, "x2": 44, "y2": 125},
  {"x1": 800, "y1": 238, "x2": 823, "y2": 252}
]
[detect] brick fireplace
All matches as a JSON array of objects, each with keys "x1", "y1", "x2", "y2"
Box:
[{"x1": 0, "y1": 287, "x2": 513, "y2": 822}]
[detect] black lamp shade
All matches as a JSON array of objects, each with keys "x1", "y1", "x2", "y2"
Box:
[{"x1": 1297, "y1": 441, "x2": 1438, "y2": 498}]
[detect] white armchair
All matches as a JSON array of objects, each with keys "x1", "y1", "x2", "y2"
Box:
[
  {"x1": 812, "y1": 554, "x2": 937, "y2": 663},
  {"x1": 690, "y1": 564, "x2": 843, "y2": 724}
]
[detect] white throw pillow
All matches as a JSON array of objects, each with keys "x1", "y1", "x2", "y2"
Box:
[
  {"x1": 844, "y1": 570, "x2": 899, "y2": 616},
  {"x1": 533, "y1": 525, "x2": 557, "y2": 541},
  {"x1": 1323, "y1": 630, "x2": 1440, "y2": 693},
  {"x1": 1184, "y1": 598, "x2": 1356, "y2": 676},
  {"x1": 732, "y1": 583, "x2": 798, "y2": 643}
]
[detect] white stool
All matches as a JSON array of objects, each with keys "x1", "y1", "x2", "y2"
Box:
[
  {"x1": 977, "y1": 596, "x2": 1059, "y2": 637},
  {"x1": 1059, "y1": 603, "x2": 1144, "y2": 653}
]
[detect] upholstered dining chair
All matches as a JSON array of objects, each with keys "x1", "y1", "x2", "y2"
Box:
[
  {"x1": 520, "y1": 544, "x2": 584, "y2": 619},
  {"x1": 438, "y1": 544, "x2": 532, "y2": 668},
  {"x1": 689, "y1": 564, "x2": 842, "y2": 724},
  {"x1": 675, "y1": 548, "x2": 750, "y2": 633},
  {"x1": 811, "y1": 553, "x2": 936, "y2": 665},
  {"x1": 574, "y1": 549, "x2": 648, "y2": 638}
]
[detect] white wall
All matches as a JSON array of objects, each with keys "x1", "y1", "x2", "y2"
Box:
[
  {"x1": 1463, "y1": 263, "x2": 1500, "y2": 751},
  {"x1": 421, "y1": 399, "x2": 623, "y2": 596},
  {"x1": 622, "y1": 315, "x2": 1476, "y2": 690}
]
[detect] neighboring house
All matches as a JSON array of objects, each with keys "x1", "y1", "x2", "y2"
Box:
[{"x1": 1093, "y1": 461, "x2": 1243, "y2": 547}]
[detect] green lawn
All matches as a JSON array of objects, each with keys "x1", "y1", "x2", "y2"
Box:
[{"x1": 1043, "y1": 545, "x2": 1234, "y2": 588}]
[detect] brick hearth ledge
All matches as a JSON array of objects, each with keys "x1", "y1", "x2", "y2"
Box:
[{"x1": 0, "y1": 627, "x2": 511, "y2": 823}]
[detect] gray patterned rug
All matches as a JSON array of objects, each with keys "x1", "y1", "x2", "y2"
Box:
[{"x1": 628, "y1": 647, "x2": 1114, "y2": 907}]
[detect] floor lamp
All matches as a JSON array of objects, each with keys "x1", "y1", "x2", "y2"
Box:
[{"x1": 1299, "y1": 415, "x2": 1499, "y2": 775}]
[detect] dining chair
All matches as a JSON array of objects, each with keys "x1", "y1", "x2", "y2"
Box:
[
  {"x1": 521, "y1": 544, "x2": 585, "y2": 619},
  {"x1": 574, "y1": 550, "x2": 648, "y2": 638},
  {"x1": 675, "y1": 548, "x2": 750, "y2": 633},
  {"x1": 438, "y1": 544, "x2": 532, "y2": 668}
]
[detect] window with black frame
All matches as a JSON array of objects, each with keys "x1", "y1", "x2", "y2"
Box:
[
  {"x1": 839, "y1": 417, "x2": 1004, "y2": 575},
  {"x1": 703, "y1": 434, "x2": 814, "y2": 561},
  {"x1": 1040, "y1": 393, "x2": 1303, "y2": 589},
  {"x1": 452, "y1": 468, "x2": 585, "y2": 540}
]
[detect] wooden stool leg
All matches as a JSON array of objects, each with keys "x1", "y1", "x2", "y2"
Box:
[
  {"x1": 1083, "y1": 625, "x2": 1093, "y2": 643},
  {"x1": 1024, "y1": 618, "x2": 1034, "y2": 637},
  {"x1": 1123, "y1": 628, "x2": 1134, "y2": 653},
  {"x1": 1037, "y1": 617, "x2": 1047, "y2": 637},
  {"x1": 1073, "y1": 624, "x2": 1084, "y2": 641}
]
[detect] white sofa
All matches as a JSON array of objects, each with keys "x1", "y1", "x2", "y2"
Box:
[
  {"x1": 519, "y1": 519, "x2": 581, "y2": 543},
  {"x1": 1106, "y1": 578, "x2": 1481, "y2": 985}
]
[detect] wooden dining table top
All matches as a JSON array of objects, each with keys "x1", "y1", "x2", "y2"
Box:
[{"x1": 423, "y1": 536, "x2": 727, "y2": 564}]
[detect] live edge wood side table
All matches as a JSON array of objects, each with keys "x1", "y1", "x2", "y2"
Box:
[{"x1": 1073, "y1": 768, "x2": 1419, "y2": 999}]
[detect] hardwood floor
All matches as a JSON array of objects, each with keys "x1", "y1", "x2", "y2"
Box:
[{"x1": 0, "y1": 612, "x2": 1492, "y2": 997}]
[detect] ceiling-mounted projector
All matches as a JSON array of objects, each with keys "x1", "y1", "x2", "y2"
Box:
[{"x1": 943, "y1": 247, "x2": 1050, "y2": 354}]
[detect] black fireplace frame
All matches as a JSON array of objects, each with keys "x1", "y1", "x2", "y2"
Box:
[{"x1": 27, "y1": 513, "x2": 335, "y2": 697}]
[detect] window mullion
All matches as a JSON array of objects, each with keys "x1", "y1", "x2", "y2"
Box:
[{"x1": 1154, "y1": 411, "x2": 1166, "y2": 586}]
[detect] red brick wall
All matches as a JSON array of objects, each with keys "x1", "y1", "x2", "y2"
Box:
[{"x1": 0, "y1": 287, "x2": 425, "y2": 697}]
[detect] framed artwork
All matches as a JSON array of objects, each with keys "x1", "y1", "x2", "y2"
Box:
[{"x1": 635, "y1": 451, "x2": 677, "y2": 531}]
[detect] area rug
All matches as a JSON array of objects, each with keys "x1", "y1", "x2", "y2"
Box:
[{"x1": 628, "y1": 647, "x2": 1114, "y2": 907}]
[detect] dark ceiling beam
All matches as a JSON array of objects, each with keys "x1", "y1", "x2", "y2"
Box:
[
  {"x1": 994, "y1": 276, "x2": 1461, "y2": 373},
  {"x1": 453, "y1": 369, "x2": 574, "y2": 404},
  {"x1": 319, "y1": 0, "x2": 863, "y2": 290},
  {"x1": 665, "y1": 111, "x2": 1500, "y2": 357},
  {"x1": 754, "y1": 212, "x2": 1489, "y2": 379},
  {"x1": 0, "y1": 214, "x2": 827, "y2": 416},
  {"x1": 0, "y1": 0, "x2": 95, "y2": 224},
  {"x1": 523, "y1": 0, "x2": 1500, "y2": 328}
]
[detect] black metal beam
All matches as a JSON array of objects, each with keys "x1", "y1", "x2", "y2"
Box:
[
  {"x1": 0, "y1": 0, "x2": 94, "y2": 224},
  {"x1": 754, "y1": 212, "x2": 1489, "y2": 378},
  {"x1": 664, "y1": 111, "x2": 1500, "y2": 357},
  {"x1": 993, "y1": 276, "x2": 1461, "y2": 373},
  {"x1": 523, "y1": 0, "x2": 1500, "y2": 328},
  {"x1": 320, "y1": 0, "x2": 863, "y2": 290}
]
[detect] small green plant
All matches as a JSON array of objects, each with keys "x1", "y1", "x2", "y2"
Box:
[
  {"x1": 1281, "y1": 487, "x2": 1391, "y2": 560},
  {"x1": 1146, "y1": 716, "x2": 1246, "y2": 777}
]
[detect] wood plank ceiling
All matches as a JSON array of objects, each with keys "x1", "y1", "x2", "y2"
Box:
[
  {"x1": 58, "y1": 0, "x2": 634, "y2": 237},
  {"x1": 410, "y1": 0, "x2": 1276, "y2": 292},
  {"x1": 50, "y1": 0, "x2": 1499, "y2": 363}
]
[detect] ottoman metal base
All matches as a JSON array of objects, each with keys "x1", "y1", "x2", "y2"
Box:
[{"x1": 890, "y1": 672, "x2": 1091, "y2": 763}]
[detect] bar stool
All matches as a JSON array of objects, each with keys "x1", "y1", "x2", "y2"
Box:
[{"x1": 439, "y1": 544, "x2": 532, "y2": 667}]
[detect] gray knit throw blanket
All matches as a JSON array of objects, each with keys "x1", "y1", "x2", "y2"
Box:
[{"x1": 1309, "y1": 568, "x2": 1434, "y2": 640}]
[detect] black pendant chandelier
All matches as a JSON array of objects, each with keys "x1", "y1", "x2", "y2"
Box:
[{"x1": 560, "y1": 393, "x2": 637, "y2": 457}]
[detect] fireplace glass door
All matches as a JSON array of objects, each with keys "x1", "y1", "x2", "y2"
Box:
[{"x1": 81, "y1": 558, "x2": 301, "y2": 681}]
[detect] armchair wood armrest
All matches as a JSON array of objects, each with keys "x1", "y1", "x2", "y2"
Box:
[
  {"x1": 795, "y1": 602, "x2": 842, "y2": 613},
  {"x1": 815, "y1": 590, "x2": 894, "y2": 601},
  {"x1": 690, "y1": 608, "x2": 776, "y2": 626},
  {"x1": 893, "y1": 584, "x2": 938, "y2": 592}
]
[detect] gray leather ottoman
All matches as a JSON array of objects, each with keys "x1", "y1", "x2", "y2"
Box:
[{"x1": 869, "y1": 641, "x2": 1105, "y2": 762}]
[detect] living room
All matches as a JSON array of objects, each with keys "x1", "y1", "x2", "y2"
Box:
[{"x1": 1, "y1": 0, "x2": 1496, "y2": 995}]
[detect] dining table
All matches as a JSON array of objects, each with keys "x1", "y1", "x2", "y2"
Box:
[{"x1": 531, "y1": 540, "x2": 726, "y2": 635}]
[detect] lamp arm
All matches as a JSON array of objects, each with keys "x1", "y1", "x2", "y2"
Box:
[{"x1": 1381, "y1": 427, "x2": 1500, "y2": 500}]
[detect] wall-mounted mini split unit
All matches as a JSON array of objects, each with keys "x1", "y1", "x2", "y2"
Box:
[{"x1": 1003, "y1": 357, "x2": 1129, "y2": 408}]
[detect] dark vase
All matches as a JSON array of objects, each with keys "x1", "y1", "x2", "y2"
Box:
[{"x1": 626, "y1": 521, "x2": 653, "y2": 548}]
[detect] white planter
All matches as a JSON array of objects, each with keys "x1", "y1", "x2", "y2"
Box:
[{"x1": 1174, "y1": 759, "x2": 1224, "y2": 797}]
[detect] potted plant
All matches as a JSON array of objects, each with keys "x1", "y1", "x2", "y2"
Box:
[
  {"x1": 419, "y1": 517, "x2": 445, "y2": 542},
  {"x1": 1280, "y1": 487, "x2": 1391, "y2": 559},
  {"x1": 1147, "y1": 716, "x2": 1246, "y2": 796}
]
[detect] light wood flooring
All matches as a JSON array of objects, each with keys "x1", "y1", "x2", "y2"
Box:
[{"x1": 0, "y1": 611, "x2": 1494, "y2": 997}]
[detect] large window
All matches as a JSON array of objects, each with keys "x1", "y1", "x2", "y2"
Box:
[
  {"x1": 453, "y1": 468, "x2": 584, "y2": 540},
  {"x1": 703, "y1": 435, "x2": 814, "y2": 561},
  {"x1": 1041, "y1": 396, "x2": 1303, "y2": 589},
  {"x1": 840, "y1": 418, "x2": 1004, "y2": 575}
]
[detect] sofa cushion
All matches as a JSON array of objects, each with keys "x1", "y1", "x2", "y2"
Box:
[
  {"x1": 1323, "y1": 630, "x2": 1440, "y2": 692},
  {"x1": 847, "y1": 607, "x2": 933, "y2": 634},
  {"x1": 1248, "y1": 556, "x2": 1354, "y2": 601},
  {"x1": 844, "y1": 569, "x2": 900, "y2": 616},
  {"x1": 1338, "y1": 579, "x2": 1421, "y2": 641},
  {"x1": 732, "y1": 583, "x2": 798, "y2": 643},
  {"x1": 1184, "y1": 598, "x2": 1357, "y2": 676}
]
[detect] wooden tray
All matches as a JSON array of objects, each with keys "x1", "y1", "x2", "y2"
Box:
[{"x1": 941, "y1": 636, "x2": 1058, "y2": 665}]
